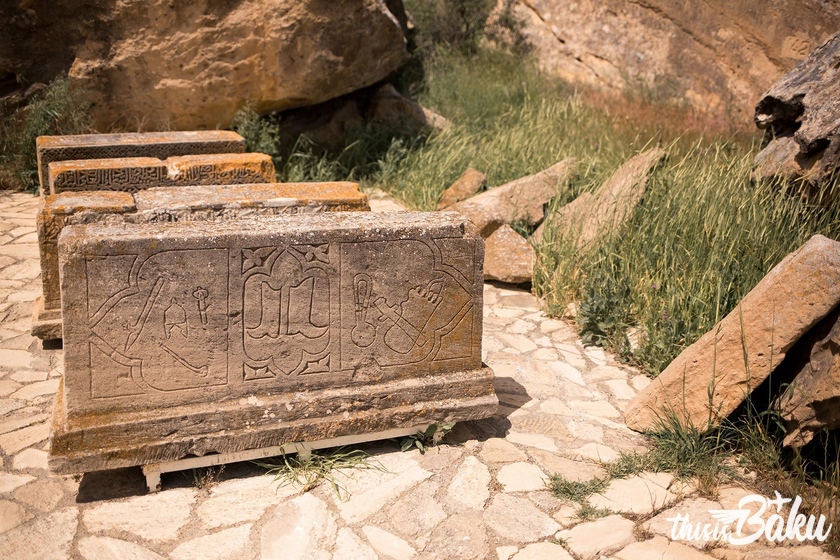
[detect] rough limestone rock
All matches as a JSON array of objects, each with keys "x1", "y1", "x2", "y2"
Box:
[
  {"x1": 4, "y1": 1, "x2": 409, "y2": 130},
  {"x1": 437, "y1": 168, "x2": 487, "y2": 210},
  {"x1": 626, "y1": 235, "x2": 840, "y2": 432},
  {"x1": 777, "y1": 305, "x2": 840, "y2": 447},
  {"x1": 484, "y1": 224, "x2": 535, "y2": 284},
  {"x1": 368, "y1": 83, "x2": 450, "y2": 132},
  {"x1": 498, "y1": 0, "x2": 840, "y2": 122},
  {"x1": 754, "y1": 31, "x2": 840, "y2": 196},
  {"x1": 533, "y1": 148, "x2": 666, "y2": 248},
  {"x1": 449, "y1": 158, "x2": 577, "y2": 228}
]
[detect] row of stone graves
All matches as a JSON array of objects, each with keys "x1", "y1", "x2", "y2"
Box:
[{"x1": 31, "y1": 131, "x2": 497, "y2": 490}]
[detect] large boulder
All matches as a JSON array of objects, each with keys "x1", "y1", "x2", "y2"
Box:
[
  {"x1": 532, "y1": 148, "x2": 665, "y2": 248},
  {"x1": 496, "y1": 0, "x2": 840, "y2": 123},
  {"x1": 625, "y1": 235, "x2": 840, "y2": 432},
  {"x1": 777, "y1": 305, "x2": 840, "y2": 447},
  {"x1": 2, "y1": 0, "x2": 409, "y2": 130},
  {"x1": 753, "y1": 31, "x2": 840, "y2": 197}
]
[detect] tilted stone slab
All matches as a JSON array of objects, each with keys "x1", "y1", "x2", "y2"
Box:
[
  {"x1": 48, "y1": 152, "x2": 275, "y2": 195},
  {"x1": 33, "y1": 182, "x2": 369, "y2": 340},
  {"x1": 50, "y1": 211, "x2": 496, "y2": 473},
  {"x1": 625, "y1": 235, "x2": 840, "y2": 432},
  {"x1": 36, "y1": 131, "x2": 245, "y2": 193}
]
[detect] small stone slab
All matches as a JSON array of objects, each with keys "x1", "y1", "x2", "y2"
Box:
[
  {"x1": 33, "y1": 182, "x2": 369, "y2": 340},
  {"x1": 626, "y1": 234, "x2": 840, "y2": 432},
  {"x1": 587, "y1": 472, "x2": 676, "y2": 515},
  {"x1": 557, "y1": 514, "x2": 635, "y2": 559},
  {"x1": 50, "y1": 211, "x2": 496, "y2": 473},
  {"x1": 36, "y1": 130, "x2": 245, "y2": 193},
  {"x1": 48, "y1": 153, "x2": 276, "y2": 195}
]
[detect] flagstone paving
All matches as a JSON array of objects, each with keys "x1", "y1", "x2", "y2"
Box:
[{"x1": 0, "y1": 191, "x2": 837, "y2": 559}]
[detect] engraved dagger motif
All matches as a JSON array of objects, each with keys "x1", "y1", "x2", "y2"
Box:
[{"x1": 192, "y1": 286, "x2": 209, "y2": 325}]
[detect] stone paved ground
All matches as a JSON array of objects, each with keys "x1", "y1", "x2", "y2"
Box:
[{"x1": 0, "y1": 191, "x2": 837, "y2": 560}]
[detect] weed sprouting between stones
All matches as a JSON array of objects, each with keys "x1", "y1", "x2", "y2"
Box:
[{"x1": 255, "y1": 446, "x2": 385, "y2": 501}]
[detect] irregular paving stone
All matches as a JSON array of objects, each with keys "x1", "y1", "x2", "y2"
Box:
[
  {"x1": 53, "y1": 212, "x2": 495, "y2": 473},
  {"x1": 12, "y1": 448, "x2": 48, "y2": 470},
  {"x1": 13, "y1": 479, "x2": 64, "y2": 512},
  {"x1": 438, "y1": 168, "x2": 487, "y2": 210},
  {"x1": 9, "y1": 371, "x2": 48, "y2": 383},
  {"x1": 497, "y1": 545, "x2": 520, "y2": 560},
  {"x1": 588, "y1": 472, "x2": 677, "y2": 515},
  {"x1": 77, "y1": 536, "x2": 165, "y2": 560},
  {"x1": 197, "y1": 474, "x2": 296, "y2": 529},
  {"x1": 511, "y1": 542, "x2": 574, "y2": 560},
  {"x1": 170, "y1": 524, "x2": 253, "y2": 560},
  {"x1": 506, "y1": 431, "x2": 559, "y2": 453},
  {"x1": 261, "y1": 493, "x2": 337, "y2": 560},
  {"x1": 498, "y1": 333, "x2": 539, "y2": 353},
  {"x1": 568, "y1": 400, "x2": 621, "y2": 418},
  {"x1": 447, "y1": 455, "x2": 492, "y2": 510},
  {"x1": 479, "y1": 437, "x2": 528, "y2": 463},
  {"x1": 334, "y1": 454, "x2": 433, "y2": 523},
  {"x1": 627, "y1": 235, "x2": 840, "y2": 432},
  {"x1": 644, "y1": 498, "x2": 724, "y2": 549},
  {"x1": 0, "y1": 506, "x2": 78, "y2": 560},
  {"x1": 613, "y1": 535, "x2": 717, "y2": 559},
  {"x1": 9, "y1": 378, "x2": 59, "y2": 400},
  {"x1": 0, "y1": 422, "x2": 50, "y2": 454},
  {"x1": 483, "y1": 224, "x2": 536, "y2": 284},
  {"x1": 0, "y1": 472, "x2": 35, "y2": 493},
  {"x1": 605, "y1": 379, "x2": 636, "y2": 400},
  {"x1": 385, "y1": 480, "x2": 446, "y2": 541},
  {"x1": 0, "y1": 411, "x2": 48, "y2": 435},
  {"x1": 334, "y1": 528, "x2": 377, "y2": 560},
  {"x1": 420, "y1": 513, "x2": 490, "y2": 560},
  {"x1": 527, "y1": 450, "x2": 605, "y2": 483},
  {"x1": 0, "y1": 348, "x2": 33, "y2": 369},
  {"x1": 557, "y1": 514, "x2": 636, "y2": 559},
  {"x1": 484, "y1": 494, "x2": 560, "y2": 543},
  {"x1": 0, "y1": 499, "x2": 32, "y2": 534},
  {"x1": 362, "y1": 525, "x2": 417, "y2": 559},
  {"x1": 83, "y1": 487, "x2": 196, "y2": 542},
  {"x1": 497, "y1": 462, "x2": 549, "y2": 492},
  {"x1": 567, "y1": 443, "x2": 619, "y2": 462}
]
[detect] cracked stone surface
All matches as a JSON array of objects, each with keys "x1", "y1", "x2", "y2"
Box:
[{"x1": 0, "y1": 191, "x2": 836, "y2": 558}]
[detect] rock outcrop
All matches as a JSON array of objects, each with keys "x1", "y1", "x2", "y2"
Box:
[
  {"x1": 533, "y1": 148, "x2": 665, "y2": 248},
  {"x1": 2, "y1": 0, "x2": 409, "y2": 130},
  {"x1": 777, "y1": 305, "x2": 840, "y2": 447},
  {"x1": 753, "y1": 31, "x2": 840, "y2": 197},
  {"x1": 625, "y1": 235, "x2": 840, "y2": 433},
  {"x1": 498, "y1": 0, "x2": 840, "y2": 123}
]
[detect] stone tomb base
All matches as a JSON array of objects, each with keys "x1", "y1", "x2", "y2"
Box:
[{"x1": 50, "y1": 212, "x2": 497, "y2": 474}]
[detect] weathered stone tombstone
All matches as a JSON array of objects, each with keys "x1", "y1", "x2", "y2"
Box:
[
  {"x1": 48, "y1": 153, "x2": 276, "y2": 194},
  {"x1": 33, "y1": 182, "x2": 370, "y2": 340},
  {"x1": 36, "y1": 131, "x2": 246, "y2": 194},
  {"x1": 49, "y1": 212, "x2": 497, "y2": 489}
]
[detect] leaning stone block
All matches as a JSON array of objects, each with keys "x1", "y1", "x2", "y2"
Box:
[
  {"x1": 48, "y1": 153, "x2": 275, "y2": 195},
  {"x1": 36, "y1": 131, "x2": 245, "y2": 193},
  {"x1": 33, "y1": 182, "x2": 369, "y2": 340},
  {"x1": 50, "y1": 211, "x2": 495, "y2": 473}
]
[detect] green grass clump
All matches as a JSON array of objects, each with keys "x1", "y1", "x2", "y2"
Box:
[
  {"x1": 0, "y1": 76, "x2": 91, "y2": 192},
  {"x1": 548, "y1": 475, "x2": 607, "y2": 502},
  {"x1": 255, "y1": 446, "x2": 384, "y2": 501}
]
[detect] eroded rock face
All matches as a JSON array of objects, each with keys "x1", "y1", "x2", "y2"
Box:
[
  {"x1": 501, "y1": 0, "x2": 840, "y2": 123},
  {"x1": 753, "y1": 31, "x2": 840, "y2": 195},
  {"x1": 5, "y1": 1, "x2": 409, "y2": 130},
  {"x1": 625, "y1": 235, "x2": 840, "y2": 433}
]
